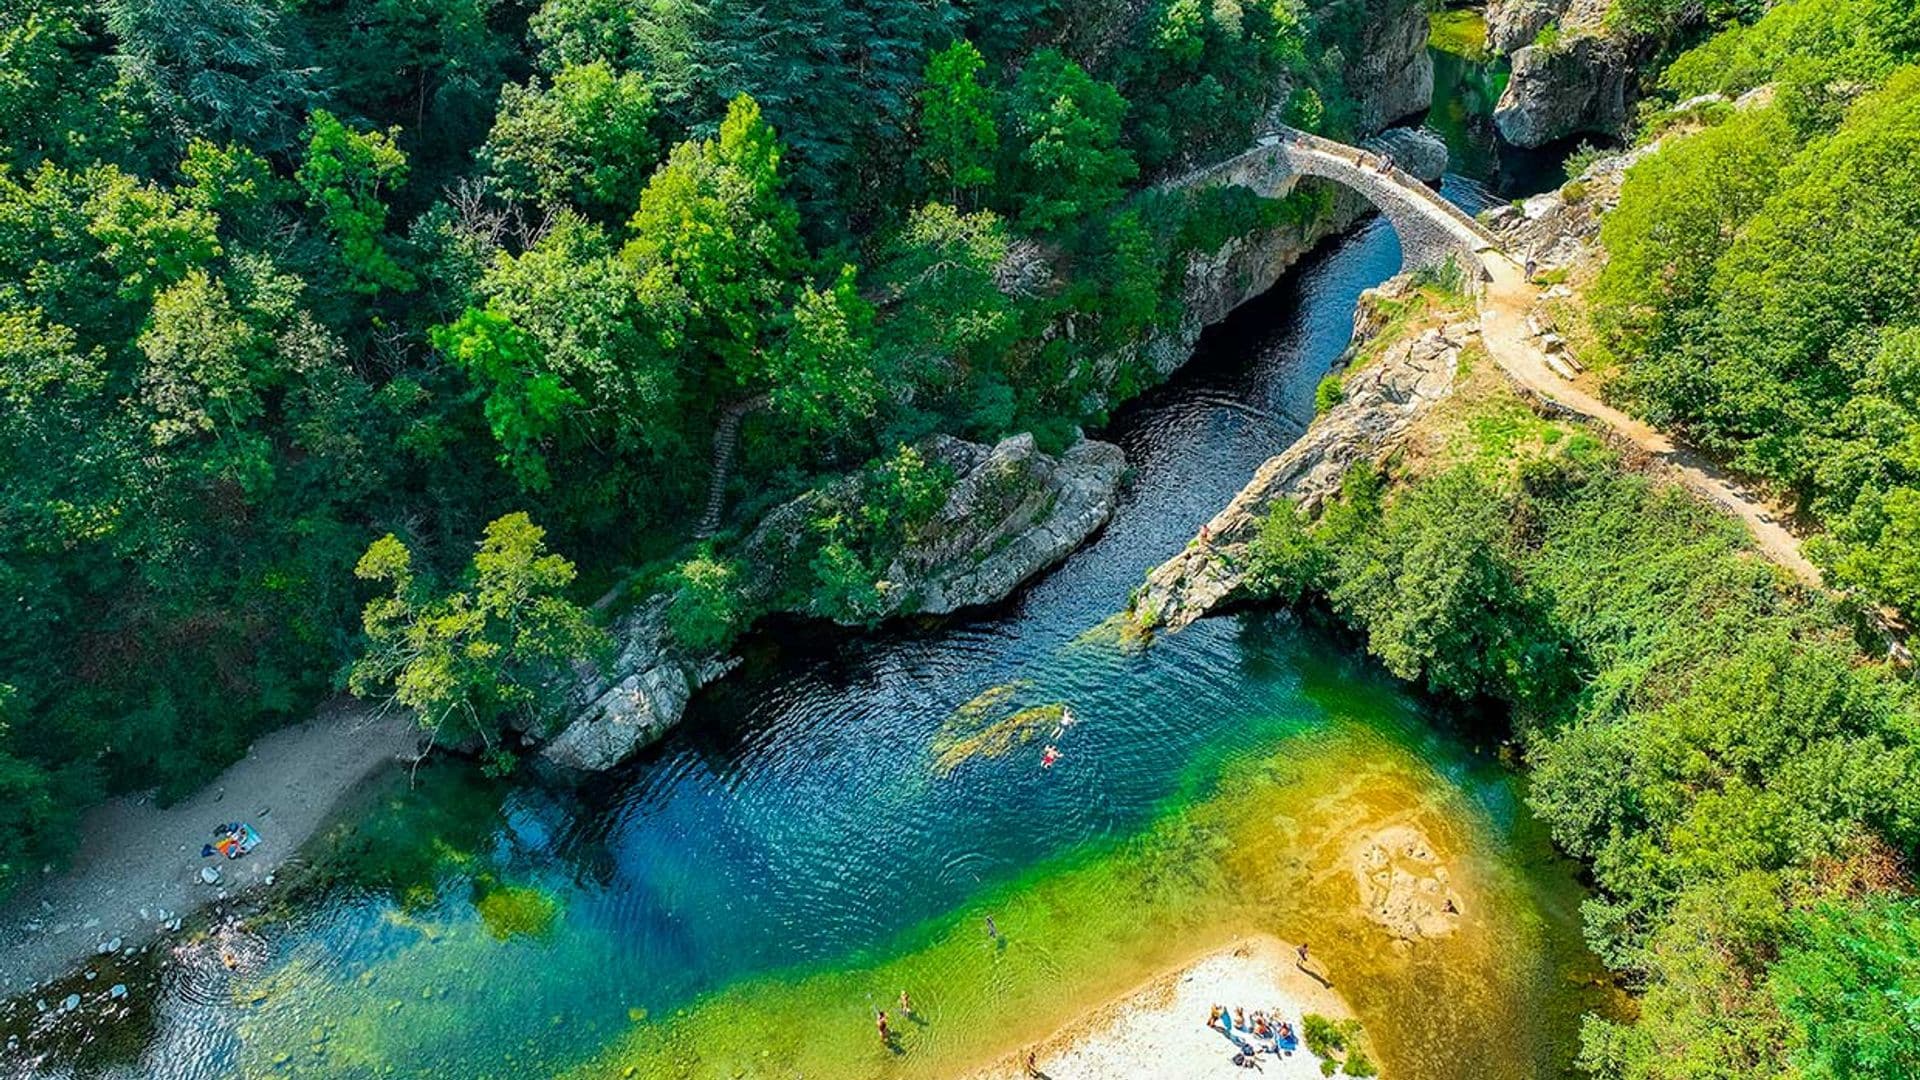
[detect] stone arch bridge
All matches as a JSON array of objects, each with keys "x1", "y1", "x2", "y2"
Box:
[{"x1": 1169, "y1": 126, "x2": 1504, "y2": 280}]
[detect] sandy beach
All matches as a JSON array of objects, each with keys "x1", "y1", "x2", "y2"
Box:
[
  {"x1": 967, "y1": 936, "x2": 1372, "y2": 1080},
  {"x1": 0, "y1": 700, "x2": 418, "y2": 994}
]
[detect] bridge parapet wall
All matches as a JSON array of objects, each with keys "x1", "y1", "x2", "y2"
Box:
[{"x1": 1164, "y1": 127, "x2": 1500, "y2": 284}]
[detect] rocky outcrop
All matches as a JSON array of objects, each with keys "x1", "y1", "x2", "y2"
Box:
[
  {"x1": 541, "y1": 598, "x2": 738, "y2": 771},
  {"x1": 1482, "y1": 135, "x2": 1652, "y2": 271},
  {"x1": 743, "y1": 433, "x2": 1127, "y2": 623},
  {"x1": 1128, "y1": 278, "x2": 1468, "y2": 631},
  {"x1": 542, "y1": 434, "x2": 1124, "y2": 769},
  {"x1": 1483, "y1": 88, "x2": 1765, "y2": 270},
  {"x1": 1344, "y1": 0, "x2": 1438, "y2": 135},
  {"x1": 1493, "y1": 32, "x2": 1645, "y2": 147}
]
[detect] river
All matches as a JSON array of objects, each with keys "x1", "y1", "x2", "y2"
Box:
[{"x1": 12, "y1": 107, "x2": 1619, "y2": 1080}]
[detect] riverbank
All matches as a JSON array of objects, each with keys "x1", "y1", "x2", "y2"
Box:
[
  {"x1": 964, "y1": 937, "x2": 1366, "y2": 1080},
  {"x1": 0, "y1": 701, "x2": 417, "y2": 994}
]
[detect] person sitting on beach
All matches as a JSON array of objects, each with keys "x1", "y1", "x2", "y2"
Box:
[
  {"x1": 1208, "y1": 1004, "x2": 1226, "y2": 1030},
  {"x1": 1253, "y1": 1013, "x2": 1271, "y2": 1038},
  {"x1": 1234, "y1": 1006, "x2": 1247, "y2": 1031}
]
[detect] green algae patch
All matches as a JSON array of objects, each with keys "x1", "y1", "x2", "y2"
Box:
[
  {"x1": 1070, "y1": 611, "x2": 1153, "y2": 652},
  {"x1": 1429, "y1": 9, "x2": 1491, "y2": 62},
  {"x1": 931, "y1": 682, "x2": 1068, "y2": 775},
  {"x1": 473, "y1": 879, "x2": 562, "y2": 940}
]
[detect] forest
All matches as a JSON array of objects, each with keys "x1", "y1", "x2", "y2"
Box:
[
  {"x1": 0, "y1": 0, "x2": 1398, "y2": 890},
  {"x1": 1245, "y1": 2, "x2": 1920, "y2": 1074},
  {"x1": 1585, "y1": 0, "x2": 1920, "y2": 619}
]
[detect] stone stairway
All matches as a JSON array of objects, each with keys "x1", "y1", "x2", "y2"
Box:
[{"x1": 695, "y1": 393, "x2": 769, "y2": 538}]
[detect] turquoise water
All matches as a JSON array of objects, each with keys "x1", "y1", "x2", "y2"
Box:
[{"x1": 8, "y1": 179, "x2": 1618, "y2": 1080}]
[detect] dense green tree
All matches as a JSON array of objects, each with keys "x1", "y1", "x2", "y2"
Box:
[
  {"x1": 913, "y1": 40, "x2": 999, "y2": 203},
  {"x1": 0, "y1": 0, "x2": 133, "y2": 169},
  {"x1": 871, "y1": 202, "x2": 1021, "y2": 436},
  {"x1": 349, "y1": 512, "x2": 608, "y2": 751},
  {"x1": 436, "y1": 211, "x2": 685, "y2": 496},
  {"x1": 623, "y1": 95, "x2": 803, "y2": 389},
  {"x1": 765, "y1": 264, "x2": 883, "y2": 437},
  {"x1": 102, "y1": 0, "x2": 315, "y2": 150},
  {"x1": 484, "y1": 62, "x2": 661, "y2": 215},
  {"x1": 1771, "y1": 898, "x2": 1920, "y2": 1079},
  {"x1": 298, "y1": 110, "x2": 416, "y2": 294},
  {"x1": 664, "y1": 549, "x2": 747, "y2": 651},
  {"x1": 1003, "y1": 50, "x2": 1136, "y2": 232},
  {"x1": 304, "y1": 0, "x2": 515, "y2": 176},
  {"x1": 1590, "y1": 104, "x2": 1798, "y2": 384}
]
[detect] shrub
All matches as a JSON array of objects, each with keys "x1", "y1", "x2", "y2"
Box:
[
  {"x1": 1563, "y1": 140, "x2": 1608, "y2": 179},
  {"x1": 1314, "y1": 373, "x2": 1345, "y2": 414},
  {"x1": 665, "y1": 551, "x2": 747, "y2": 652}
]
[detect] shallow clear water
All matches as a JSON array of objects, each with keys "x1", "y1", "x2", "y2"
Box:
[{"x1": 8, "y1": 177, "x2": 1619, "y2": 1080}]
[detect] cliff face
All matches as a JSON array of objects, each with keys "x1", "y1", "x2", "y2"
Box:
[
  {"x1": 1345, "y1": 0, "x2": 1439, "y2": 135},
  {"x1": 1129, "y1": 277, "x2": 1468, "y2": 631},
  {"x1": 1493, "y1": 32, "x2": 1645, "y2": 147},
  {"x1": 1485, "y1": 0, "x2": 1659, "y2": 148},
  {"x1": 541, "y1": 433, "x2": 1124, "y2": 770}
]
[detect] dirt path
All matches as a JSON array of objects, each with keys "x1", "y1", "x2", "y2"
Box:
[
  {"x1": 0, "y1": 700, "x2": 418, "y2": 994},
  {"x1": 1474, "y1": 253, "x2": 1822, "y2": 587}
]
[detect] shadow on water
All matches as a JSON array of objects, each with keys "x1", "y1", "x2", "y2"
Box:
[{"x1": 7, "y1": 153, "x2": 1620, "y2": 1080}]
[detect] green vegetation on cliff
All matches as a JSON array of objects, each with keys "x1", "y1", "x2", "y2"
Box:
[
  {"x1": 1587, "y1": 0, "x2": 1920, "y2": 619},
  {"x1": 1245, "y1": 366, "x2": 1920, "y2": 1079}
]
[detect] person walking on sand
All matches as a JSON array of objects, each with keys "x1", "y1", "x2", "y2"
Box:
[
  {"x1": 1296, "y1": 942, "x2": 1310, "y2": 967},
  {"x1": 1026, "y1": 1048, "x2": 1043, "y2": 1077}
]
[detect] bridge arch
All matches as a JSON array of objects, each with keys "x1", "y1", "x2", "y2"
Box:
[{"x1": 1172, "y1": 128, "x2": 1501, "y2": 282}]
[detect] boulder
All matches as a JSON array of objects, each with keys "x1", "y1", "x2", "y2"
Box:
[
  {"x1": 742, "y1": 433, "x2": 1127, "y2": 623},
  {"x1": 1493, "y1": 33, "x2": 1641, "y2": 147},
  {"x1": 540, "y1": 598, "x2": 738, "y2": 772},
  {"x1": 1361, "y1": 127, "x2": 1449, "y2": 184},
  {"x1": 881, "y1": 436, "x2": 1125, "y2": 617}
]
